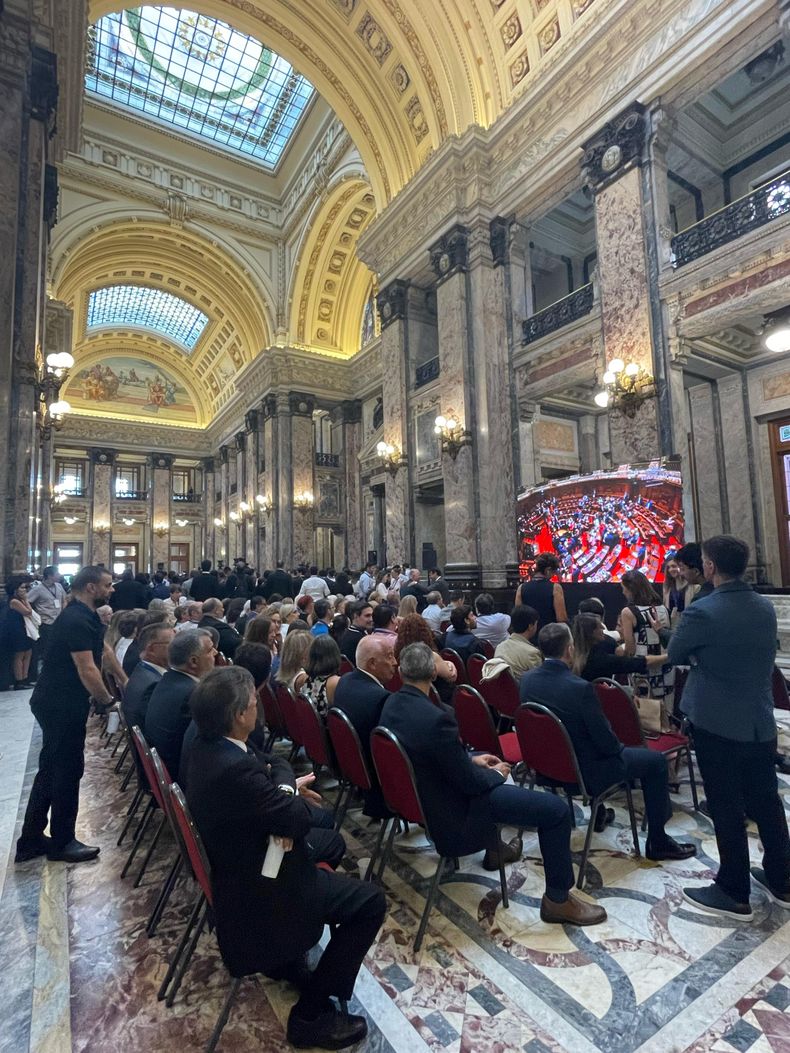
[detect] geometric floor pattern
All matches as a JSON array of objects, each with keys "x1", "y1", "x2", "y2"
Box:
[{"x1": 3, "y1": 685, "x2": 790, "y2": 1053}]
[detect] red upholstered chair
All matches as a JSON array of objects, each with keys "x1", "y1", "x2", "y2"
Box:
[
  {"x1": 439, "y1": 620, "x2": 450, "y2": 633},
  {"x1": 292, "y1": 691, "x2": 339, "y2": 801},
  {"x1": 772, "y1": 665, "x2": 790, "y2": 711},
  {"x1": 440, "y1": 648, "x2": 468, "y2": 685},
  {"x1": 453, "y1": 685, "x2": 522, "y2": 765},
  {"x1": 480, "y1": 640, "x2": 495, "y2": 659},
  {"x1": 479, "y1": 668, "x2": 520, "y2": 721},
  {"x1": 593, "y1": 678, "x2": 699, "y2": 812},
  {"x1": 339, "y1": 656, "x2": 355, "y2": 675},
  {"x1": 257, "y1": 682, "x2": 287, "y2": 752},
  {"x1": 514, "y1": 703, "x2": 640, "y2": 889},
  {"x1": 120, "y1": 726, "x2": 162, "y2": 882},
  {"x1": 371, "y1": 726, "x2": 509, "y2": 952},
  {"x1": 274, "y1": 682, "x2": 304, "y2": 762},
  {"x1": 384, "y1": 669, "x2": 403, "y2": 693},
  {"x1": 145, "y1": 749, "x2": 185, "y2": 937},
  {"x1": 467, "y1": 654, "x2": 485, "y2": 691},
  {"x1": 327, "y1": 709, "x2": 389, "y2": 870}
]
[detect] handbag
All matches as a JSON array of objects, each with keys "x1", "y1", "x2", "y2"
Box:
[{"x1": 630, "y1": 675, "x2": 668, "y2": 737}]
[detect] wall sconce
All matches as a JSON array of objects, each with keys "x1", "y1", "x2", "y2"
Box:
[
  {"x1": 37, "y1": 352, "x2": 74, "y2": 439},
  {"x1": 94, "y1": 521, "x2": 110, "y2": 537},
  {"x1": 64, "y1": 516, "x2": 79, "y2": 525},
  {"x1": 255, "y1": 494, "x2": 273, "y2": 516},
  {"x1": 763, "y1": 309, "x2": 790, "y2": 353},
  {"x1": 229, "y1": 510, "x2": 240, "y2": 522},
  {"x1": 376, "y1": 440, "x2": 403, "y2": 476},
  {"x1": 122, "y1": 517, "x2": 136, "y2": 526},
  {"x1": 154, "y1": 522, "x2": 169, "y2": 538},
  {"x1": 293, "y1": 490, "x2": 314, "y2": 512},
  {"x1": 434, "y1": 414, "x2": 467, "y2": 460},
  {"x1": 593, "y1": 359, "x2": 655, "y2": 417},
  {"x1": 175, "y1": 518, "x2": 189, "y2": 528},
  {"x1": 213, "y1": 517, "x2": 225, "y2": 529},
  {"x1": 51, "y1": 482, "x2": 68, "y2": 506}
]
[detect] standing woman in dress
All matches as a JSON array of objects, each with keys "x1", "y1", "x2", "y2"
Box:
[
  {"x1": 620, "y1": 569, "x2": 673, "y2": 707},
  {"x1": 515, "y1": 553, "x2": 568, "y2": 629},
  {"x1": 3, "y1": 575, "x2": 38, "y2": 689}
]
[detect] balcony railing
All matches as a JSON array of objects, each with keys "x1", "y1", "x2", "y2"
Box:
[
  {"x1": 172, "y1": 493, "x2": 201, "y2": 502},
  {"x1": 522, "y1": 283, "x2": 594, "y2": 345},
  {"x1": 415, "y1": 356, "x2": 440, "y2": 388},
  {"x1": 671, "y1": 171, "x2": 790, "y2": 267},
  {"x1": 115, "y1": 490, "x2": 148, "y2": 501},
  {"x1": 315, "y1": 452, "x2": 340, "y2": 468},
  {"x1": 57, "y1": 487, "x2": 85, "y2": 498}
]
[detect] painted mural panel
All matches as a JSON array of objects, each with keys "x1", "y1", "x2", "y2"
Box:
[{"x1": 63, "y1": 357, "x2": 198, "y2": 423}]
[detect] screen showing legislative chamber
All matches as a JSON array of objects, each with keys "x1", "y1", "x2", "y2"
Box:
[{"x1": 516, "y1": 462, "x2": 684, "y2": 583}]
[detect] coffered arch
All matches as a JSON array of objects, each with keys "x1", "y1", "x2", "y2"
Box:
[{"x1": 288, "y1": 177, "x2": 377, "y2": 357}]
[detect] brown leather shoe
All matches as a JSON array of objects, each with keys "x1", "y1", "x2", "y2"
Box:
[
  {"x1": 482, "y1": 835, "x2": 523, "y2": 871},
  {"x1": 540, "y1": 893, "x2": 607, "y2": 926}
]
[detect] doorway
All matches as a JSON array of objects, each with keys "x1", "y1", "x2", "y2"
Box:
[
  {"x1": 769, "y1": 419, "x2": 790, "y2": 585},
  {"x1": 113, "y1": 543, "x2": 139, "y2": 577}
]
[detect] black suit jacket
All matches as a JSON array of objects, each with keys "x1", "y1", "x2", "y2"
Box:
[
  {"x1": 400, "y1": 581, "x2": 429, "y2": 612},
  {"x1": 185, "y1": 736, "x2": 323, "y2": 976},
  {"x1": 111, "y1": 579, "x2": 150, "y2": 611},
  {"x1": 189, "y1": 572, "x2": 219, "y2": 603},
  {"x1": 144, "y1": 669, "x2": 197, "y2": 779},
  {"x1": 263, "y1": 569, "x2": 294, "y2": 599},
  {"x1": 379, "y1": 686, "x2": 504, "y2": 855},
  {"x1": 332, "y1": 669, "x2": 389, "y2": 818},
  {"x1": 198, "y1": 615, "x2": 241, "y2": 659},
  {"x1": 519, "y1": 659, "x2": 625, "y2": 794},
  {"x1": 122, "y1": 639, "x2": 141, "y2": 677},
  {"x1": 429, "y1": 577, "x2": 450, "y2": 602},
  {"x1": 339, "y1": 625, "x2": 369, "y2": 663},
  {"x1": 122, "y1": 661, "x2": 162, "y2": 733}
]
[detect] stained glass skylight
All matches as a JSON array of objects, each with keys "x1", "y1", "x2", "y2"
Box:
[
  {"x1": 86, "y1": 286, "x2": 209, "y2": 351},
  {"x1": 85, "y1": 7, "x2": 314, "y2": 169}
]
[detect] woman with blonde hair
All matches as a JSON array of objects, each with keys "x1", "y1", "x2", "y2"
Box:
[
  {"x1": 398, "y1": 594, "x2": 418, "y2": 619},
  {"x1": 275, "y1": 625, "x2": 312, "y2": 694}
]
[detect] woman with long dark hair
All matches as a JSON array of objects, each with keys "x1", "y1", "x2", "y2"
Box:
[
  {"x1": 620, "y1": 569, "x2": 672, "y2": 704},
  {"x1": 515, "y1": 552, "x2": 568, "y2": 628}
]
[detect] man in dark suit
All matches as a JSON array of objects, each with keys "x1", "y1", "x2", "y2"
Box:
[
  {"x1": 520, "y1": 623, "x2": 695, "y2": 863},
  {"x1": 186, "y1": 666, "x2": 385, "y2": 1050},
  {"x1": 339, "y1": 600, "x2": 373, "y2": 663},
  {"x1": 198, "y1": 597, "x2": 242, "y2": 659},
  {"x1": 189, "y1": 560, "x2": 219, "y2": 603},
  {"x1": 262, "y1": 560, "x2": 295, "y2": 600},
  {"x1": 111, "y1": 569, "x2": 150, "y2": 611},
  {"x1": 144, "y1": 629, "x2": 216, "y2": 778},
  {"x1": 399, "y1": 569, "x2": 429, "y2": 612},
  {"x1": 427, "y1": 567, "x2": 450, "y2": 603},
  {"x1": 332, "y1": 634, "x2": 395, "y2": 818},
  {"x1": 122, "y1": 623, "x2": 174, "y2": 732},
  {"x1": 669, "y1": 535, "x2": 790, "y2": 919},
  {"x1": 380, "y1": 643, "x2": 606, "y2": 925}
]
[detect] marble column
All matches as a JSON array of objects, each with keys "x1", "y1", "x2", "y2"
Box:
[
  {"x1": 232, "y1": 430, "x2": 246, "y2": 563},
  {"x1": 516, "y1": 397, "x2": 542, "y2": 491},
  {"x1": 582, "y1": 103, "x2": 662, "y2": 464},
  {"x1": 88, "y1": 449, "x2": 114, "y2": 567},
  {"x1": 202, "y1": 457, "x2": 215, "y2": 566},
  {"x1": 340, "y1": 399, "x2": 364, "y2": 571},
  {"x1": 218, "y1": 445, "x2": 230, "y2": 566},
  {"x1": 376, "y1": 280, "x2": 413, "y2": 565},
  {"x1": 260, "y1": 396, "x2": 276, "y2": 568},
  {"x1": 150, "y1": 455, "x2": 172, "y2": 572},
  {"x1": 244, "y1": 409, "x2": 261, "y2": 569},
  {"x1": 579, "y1": 414, "x2": 599, "y2": 474},
  {"x1": 290, "y1": 392, "x2": 316, "y2": 567}
]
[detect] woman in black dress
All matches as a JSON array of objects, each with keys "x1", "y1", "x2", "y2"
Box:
[
  {"x1": 2, "y1": 574, "x2": 36, "y2": 689},
  {"x1": 515, "y1": 553, "x2": 568, "y2": 629}
]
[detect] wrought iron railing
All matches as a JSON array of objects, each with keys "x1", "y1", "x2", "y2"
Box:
[
  {"x1": 172, "y1": 493, "x2": 201, "y2": 502},
  {"x1": 415, "y1": 356, "x2": 440, "y2": 388},
  {"x1": 315, "y1": 452, "x2": 340, "y2": 468},
  {"x1": 115, "y1": 490, "x2": 147, "y2": 501},
  {"x1": 671, "y1": 171, "x2": 790, "y2": 267},
  {"x1": 522, "y1": 283, "x2": 594, "y2": 345}
]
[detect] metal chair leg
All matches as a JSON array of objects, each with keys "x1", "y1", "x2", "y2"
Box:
[
  {"x1": 166, "y1": 900, "x2": 208, "y2": 1007},
  {"x1": 121, "y1": 799, "x2": 155, "y2": 879},
  {"x1": 576, "y1": 795, "x2": 599, "y2": 890},
  {"x1": 117, "y1": 788, "x2": 144, "y2": 846},
  {"x1": 376, "y1": 817, "x2": 399, "y2": 883},
  {"x1": 364, "y1": 818, "x2": 390, "y2": 881},
  {"x1": 565, "y1": 791, "x2": 576, "y2": 828},
  {"x1": 414, "y1": 857, "x2": 445, "y2": 952},
  {"x1": 147, "y1": 854, "x2": 182, "y2": 937},
  {"x1": 625, "y1": 783, "x2": 641, "y2": 858},
  {"x1": 205, "y1": 978, "x2": 243, "y2": 1053},
  {"x1": 496, "y1": 830, "x2": 509, "y2": 909},
  {"x1": 114, "y1": 743, "x2": 130, "y2": 773},
  {"x1": 158, "y1": 891, "x2": 204, "y2": 1001},
  {"x1": 120, "y1": 761, "x2": 135, "y2": 792},
  {"x1": 133, "y1": 812, "x2": 167, "y2": 888}
]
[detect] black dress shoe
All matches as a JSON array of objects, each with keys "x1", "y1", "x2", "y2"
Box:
[
  {"x1": 645, "y1": 837, "x2": 696, "y2": 861},
  {"x1": 593, "y1": 805, "x2": 615, "y2": 832},
  {"x1": 286, "y1": 1005, "x2": 368, "y2": 1050},
  {"x1": 47, "y1": 839, "x2": 100, "y2": 863},
  {"x1": 482, "y1": 835, "x2": 523, "y2": 871},
  {"x1": 15, "y1": 835, "x2": 52, "y2": 863}
]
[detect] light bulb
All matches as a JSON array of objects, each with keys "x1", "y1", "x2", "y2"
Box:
[
  {"x1": 765, "y1": 325, "x2": 790, "y2": 353},
  {"x1": 602, "y1": 371, "x2": 615, "y2": 385},
  {"x1": 624, "y1": 362, "x2": 640, "y2": 377},
  {"x1": 608, "y1": 358, "x2": 624, "y2": 373},
  {"x1": 435, "y1": 415, "x2": 447, "y2": 429},
  {"x1": 594, "y1": 390, "x2": 610, "y2": 408}
]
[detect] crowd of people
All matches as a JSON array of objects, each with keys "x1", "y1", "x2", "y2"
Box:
[{"x1": 8, "y1": 536, "x2": 790, "y2": 1049}]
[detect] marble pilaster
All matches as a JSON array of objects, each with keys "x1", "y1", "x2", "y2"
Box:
[
  {"x1": 717, "y1": 373, "x2": 757, "y2": 555},
  {"x1": 579, "y1": 415, "x2": 598, "y2": 474},
  {"x1": 517, "y1": 399, "x2": 542, "y2": 491},
  {"x1": 217, "y1": 445, "x2": 229, "y2": 565},
  {"x1": 202, "y1": 458, "x2": 215, "y2": 566},
  {"x1": 88, "y1": 450, "x2": 114, "y2": 567},
  {"x1": 341, "y1": 400, "x2": 364, "y2": 571},
  {"x1": 150, "y1": 455, "x2": 172, "y2": 571},
  {"x1": 245, "y1": 410, "x2": 261, "y2": 569},
  {"x1": 687, "y1": 383, "x2": 725, "y2": 539},
  {"x1": 260, "y1": 401, "x2": 276, "y2": 569},
  {"x1": 290, "y1": 393, "x2": 315, "y2": 567},
  {"x1": 377, "y1": 280, "x2": 413, "y2": 565}
]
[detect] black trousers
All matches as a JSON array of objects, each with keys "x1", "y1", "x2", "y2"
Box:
[
  {"x1": 298, "y1": 869, "x2": 386, "y2": 1010},
  {"x1": 621, "y1": 747, "x2": 671, "y2": 838},
  {"x1": 19, "y1": 699, "x2": 90, "y2": 850},
  {"x1": 693, "y1": 725, "x2": 790, "y2": 903},
  {"x1": 305, "y1": 805, "x2": 346, "y2": 870}
]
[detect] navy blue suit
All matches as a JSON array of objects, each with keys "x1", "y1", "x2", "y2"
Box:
[
  {"x1": 144, "y1": 669, "x2": 196, "y2": 780},
  {"x1": 332, "y1": 669, "x2": 390, "y2": 818}
]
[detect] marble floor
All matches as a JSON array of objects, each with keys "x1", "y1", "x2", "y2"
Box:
[{"x1": 3, "y1": 690, "x2": 790, "y2": 1053}]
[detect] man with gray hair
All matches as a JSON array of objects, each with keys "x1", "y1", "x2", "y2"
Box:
[
  {"x1": 379, "y1": 642, "x2": 606, "y2": 925},
  {"x1": 176, "y1": 601, "x2": 203, "y2": 632},
  {"x1": 144, "y1": 628, "x2": 216, "y2": 777},
  {"x1": 199, "y1": 597, "x2": 242, "y2": 659}
]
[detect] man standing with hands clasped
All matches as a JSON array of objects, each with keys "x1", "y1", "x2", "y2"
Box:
[
  {"x1": 16, "y1": 566, "x2": 116, "y2": 864},
  {"x1": 668, "y1": 535, "x2": 790, "y2": 919}
]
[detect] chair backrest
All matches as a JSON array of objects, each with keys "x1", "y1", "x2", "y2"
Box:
[
  {"x1": 479, "y1": 668, "x2": 520, "y2": 718},
  {"x1": 131, "y1": 725, "x2": 165, "y2": 809},
  {"x1": 453, "y1": 685, "x2": 501, "y2": 756},
  {"x1": 293, "y1": 690, "x2": 333, "y2": 769},
  {"x1": 439, "y1": 620, "x2": 450, "y2": 633},
  {"x1": 339, "y1": 656, "x2": 355, "y2": 676},
  {"x1": 214, "y1": 651, "x2": 230, "y2": 667},
  {"x1": 371, "y1": 727, "x2": 426, "y2": 826},
  {"x1": 593, "y1": 679, "x2": 644, "y2": 748},
  {"x1": 480, "y1": 640, "x2": 495, "y2": 659},
  {"x1": 169, "y1": 783, "x2": 213, "y2": 906},
  {"x1": 327, "y1": 708, "x2": 372, "y2": 791},
  {"x1": 148, "y1": 747, "x2": 187, "y2": 854},
  {"x1": 515, "y1": 703, "x2": 585, "y2": 790},
  {"x1": 384, "y1": 669, "x2": 403, "y2": 693},
  {"x1": 104, "y1": 669, "x2": 124, "y2": 702},
  {"x1": 467, "y1": 653, "x2": 485, "y2": 691},
  {"x1": 275, "y1": 683, "x2": 303, "y2": 746},
  {"x1": 772, "y1": 665, "x2": 790, "y2": 711},
  {"x1": 258, "y1": 681, "x2": 286, "y2": 735},
  {"x1": 440, "y1": 648, "x2": 468, "y2": 685}
]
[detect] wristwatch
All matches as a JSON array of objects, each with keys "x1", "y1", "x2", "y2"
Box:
[{"x1": 278, "y1": 783, "x2": 295, "y2": 795}]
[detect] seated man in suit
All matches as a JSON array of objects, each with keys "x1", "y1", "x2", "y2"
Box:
[
  {"x1": 144, "y1": 629, "x2": 216, "y2": 778},
  {"x1": 198, "y1": 597, "x2": 242, "y2": 660},
  {"x1": 339, "y1": 600, "x2": 373, "y2": 663},
  {"x1": 186, "y1": 666, "x2": 385, "y2": 1050},
  {"x1": 122, "y1": 623, "x2": 174, "y2": 732},
  {"x1": 520, "y1": 623, "x2": 696, "y2": 861},
  {"x1": 380, "y1": 643, "x2": 606, "y2": 926},
  {"x1": 332, "y1": 633, "x2": 396, "y2": 819}
]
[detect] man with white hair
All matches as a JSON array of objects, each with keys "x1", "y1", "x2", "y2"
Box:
[
  {"x1": 176, "y1": 601, "x2": 203, "y2": 632},
  {"x1": 399, "y1": 568, "x2": 430, "y2": 612}
]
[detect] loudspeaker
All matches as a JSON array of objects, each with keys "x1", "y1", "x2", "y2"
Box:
[
  {"x1": 422, "y1": 542, "x2": 437, "y2": 571},
  {"x1": 367, "y1": 549, "x2": 378, "y2": 565}
]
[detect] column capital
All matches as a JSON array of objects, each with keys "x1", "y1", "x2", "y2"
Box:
[
  {"x1": 340, "y1": 399, "x2": 363, "y2": 424},
  {"x1": 150, "y1": 453, "x2": 174, "y2": 469},
  {"x1": 581, "y1": 101, "x2": 647, "y2": 194},
  {"x1": 261, "y1": 394, "x2": 277, "y2": 419},
  {"x1": 429, "y1": 225, "x2": 469, "y2": 285},
  {"x1": 30, "y1": 46, "x2": 58, "y2": 131},
  {"x1": 289, "y1": 392, "x2": 315, "y2": 417},
  {"x1": 234, "y1": 430, "x2": 246, "y2": 452},
  {"x1": 219, "y1": 444, "x2": 230, "y2": 465},
  {"x1": 376, "y1": 279, "x2": 409, "y2": 329},
  {"x1": 203, "y1": 457, "x2": 215, "y2": 474},
  {"x1": 244, "y1": 408, "x2": 259, "y2": 433},
  {"x1": 89, "y1": 447, "x2": 117, "y2": 465},
  {"x1": 489, "y1": 216, "x2": 511, "y2": 268}
]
